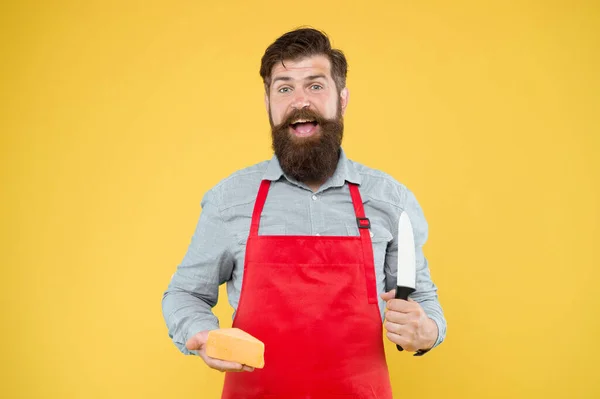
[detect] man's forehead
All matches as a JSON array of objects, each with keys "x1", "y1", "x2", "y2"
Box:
[{"x1": 270, "y1": 55, "x2": 332, "y2": 79}]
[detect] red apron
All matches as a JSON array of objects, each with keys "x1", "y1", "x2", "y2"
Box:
[{"x1": 222, "y1": 180, "x2": 393, "y2": 399}]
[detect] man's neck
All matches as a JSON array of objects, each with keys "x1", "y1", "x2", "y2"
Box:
[
  {"x1": 304, "y1": 176, "x2": 332, "y2": 193},
  {"x1": 306, "y1": 181, "x2": 323, "y2": 193}
]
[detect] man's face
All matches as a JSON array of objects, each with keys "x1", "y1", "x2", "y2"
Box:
[
  {"x1": 265, "y1": 55, "x2": 349, "y2": 183},
  {"x1": 266, "y1": 55, "x2": 348, "y2": 132}
]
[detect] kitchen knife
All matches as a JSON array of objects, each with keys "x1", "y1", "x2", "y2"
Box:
[{"x1": 395, "y1": 211, "x2": 416, "y2": 351}]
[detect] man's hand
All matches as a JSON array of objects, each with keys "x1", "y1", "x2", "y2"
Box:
[
  {"x1": 380, "y1": 289, "x2": 438, "y2": 352},
  {"x1": 185, "y1": 330, "x2": 255, "y2": 373}
]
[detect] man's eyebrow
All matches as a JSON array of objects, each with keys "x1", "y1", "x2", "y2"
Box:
[
  {"x1": 272, "y1": 76, "x2": 292, "y2": 84},
  {"x1": 271, "y1": 74, "x2": 328, "y2": 85}
]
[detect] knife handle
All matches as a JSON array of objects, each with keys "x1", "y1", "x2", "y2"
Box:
[{"x1": 394, "y1": 286, "x2": 416, "y2": 351}]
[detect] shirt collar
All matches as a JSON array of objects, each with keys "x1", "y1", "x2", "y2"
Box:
[{"x1": 263, "y1": 147, "x2": 362, "y2": 187}]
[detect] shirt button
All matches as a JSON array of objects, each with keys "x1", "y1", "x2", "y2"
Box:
[{"x1": 311, "y1": 195, "x2": 318, "y2": 201}]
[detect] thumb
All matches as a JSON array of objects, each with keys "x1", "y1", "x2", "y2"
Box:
[
  {"x1": 380, "y1": 289, "x2": 396, "y2": 301},
  {"x1": 185, "y1": 335, "x2": 201, "y2": 351},
  {"x1": 185, "y1": 331, "x2": 208, "y2": 351}
]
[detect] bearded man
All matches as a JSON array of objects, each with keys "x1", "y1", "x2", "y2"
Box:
[{"x1": 162, "y1": 28, "x2": 446, "y2": 399}]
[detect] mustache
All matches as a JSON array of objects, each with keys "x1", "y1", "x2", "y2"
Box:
[{"x1": 274, "y1": 107, "x2": 329, "y2": 129}]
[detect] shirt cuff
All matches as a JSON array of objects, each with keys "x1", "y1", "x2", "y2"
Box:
[{"x1": 430, "y1": 316, "x2": 444, "y2": 348}]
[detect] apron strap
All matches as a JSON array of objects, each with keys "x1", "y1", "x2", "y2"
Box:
[
  {"x1": 348, "y1": 183, "x2": 378, "y2": 304},
  {"x1": 250, "y1": 180, "x2": 271, "y2": 237}
]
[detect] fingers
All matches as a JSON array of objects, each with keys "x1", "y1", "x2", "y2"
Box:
[
  {"x1": 386, "y1": 298, "x2": 420, "y2": 313},
  {"x1": 381, "y1": 291, "x2": 420, "y2": 313},
  {"x1": 380, "y1": 291, "x2": 417, "y2": 302},
  {"x1": 384, "y1": 307, "x2": 419, "y2": 348},
  {"x1": 202, "y1": 355, "x2": 249, "y2": 373},
  {"x1": 380, "y1": 289, "x2": 396, "y2": 301},
  {"x1": 384, "y1": 320, "x2": 418, "y2": 336},
  {"x1": 386, "y1": 331, "x2": 417, "y2": 352},
  {"x1": 199, "y1": 351, "x2": 254, "y2": 373},
  {"x1": 384, "y1": 310, "x2": 412, "y2": 324},
  {"x1": 384, "y1": 309, "x2": 426, "y2": 352}
]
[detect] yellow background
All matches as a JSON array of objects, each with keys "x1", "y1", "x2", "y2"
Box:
[{"x1": 2, "y1": 0, "x2": 599, "y2": 398}]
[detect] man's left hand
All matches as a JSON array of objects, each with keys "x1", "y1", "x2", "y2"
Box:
[{"x1": 380, "y1": 289, "x2": 438, "y2": 352}]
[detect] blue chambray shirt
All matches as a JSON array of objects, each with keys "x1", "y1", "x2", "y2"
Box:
[{"x1": 162, "y1": 148, "x2": 446, "y2": 355}]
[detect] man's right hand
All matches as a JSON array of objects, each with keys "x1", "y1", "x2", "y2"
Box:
[{"x1": 185, "y1": 330, "x2": 255, "y2": 373}]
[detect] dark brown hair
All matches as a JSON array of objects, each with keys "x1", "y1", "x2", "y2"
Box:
[{"x1": 260, "y1": 28, "x2": 348, "y2": 94}]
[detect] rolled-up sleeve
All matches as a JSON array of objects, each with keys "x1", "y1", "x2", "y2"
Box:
[
  {"x1": 161, "y1": 188, "x2": 235, "y2": 355},
  {"x1": 384, "y1": 187, "x2": 447, "y2": 350}
]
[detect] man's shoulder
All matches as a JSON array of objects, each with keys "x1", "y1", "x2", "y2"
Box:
[
  {"x1": 214, "y1": 160, "x2": 270, "y2": 188},
  {"x1": 348, "y1": 159, "x2": 408, "y2": 208},
  {"x1": 202, "y1": 160, "x2": 270, "y2": 210}
]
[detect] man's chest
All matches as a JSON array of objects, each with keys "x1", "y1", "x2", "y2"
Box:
[{"x1": 221, "y1": 185, "x2": 395, "y2": 261}]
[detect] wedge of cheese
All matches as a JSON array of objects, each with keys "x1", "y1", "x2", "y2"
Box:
[{"x1": 205, "y1": 328, "x2": 265, "y2": 369}]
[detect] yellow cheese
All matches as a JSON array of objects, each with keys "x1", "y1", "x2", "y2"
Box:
[{"x1": 205, "y1": 328, "x2": 265, "y2": 369}]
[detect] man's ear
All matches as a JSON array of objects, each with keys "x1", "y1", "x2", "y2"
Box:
[
  {"x1": 340, "y1": 87, "x2": 349, "y2": 116},
  {"x1": 264, "y1": 92, "x2": 270, "y2": 114}
]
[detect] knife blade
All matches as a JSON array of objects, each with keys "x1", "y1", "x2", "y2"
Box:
[{"x1": 395, "y1": 211, "x2": 416, "y2": 351}]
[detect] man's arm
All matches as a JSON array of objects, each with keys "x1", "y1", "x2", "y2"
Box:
[
  {"x1": 161, "y1": 188, "x2": 235, "y2": 355},
  {"x1": 383, "y1": 187, "x2": 447, "y2": 351}
]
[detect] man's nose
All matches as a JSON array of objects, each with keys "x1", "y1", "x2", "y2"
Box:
[{"x1": 291, "y1": 92, "x2": 310, "y2": 110}]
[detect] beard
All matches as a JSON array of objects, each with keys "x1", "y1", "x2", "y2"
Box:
[{"x1": 270, "y1": 104, "x2": 344, "y2": 183}]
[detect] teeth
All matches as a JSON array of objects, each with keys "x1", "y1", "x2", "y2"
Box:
[{"x1": 292, "y1": 119, "x2": 314, "y2": 124}]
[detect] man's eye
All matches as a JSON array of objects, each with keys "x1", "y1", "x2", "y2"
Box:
[
  {"x1": 311, "y1": 85, "x2": 323, "y2": 90},
  {"x1": 278, "y1": 87, "x2": 291, "y2": 93}
]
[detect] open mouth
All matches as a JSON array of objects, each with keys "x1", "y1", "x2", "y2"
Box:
[{"x1": 289, "y1": 119, "x2": 319, "y2": 137}]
